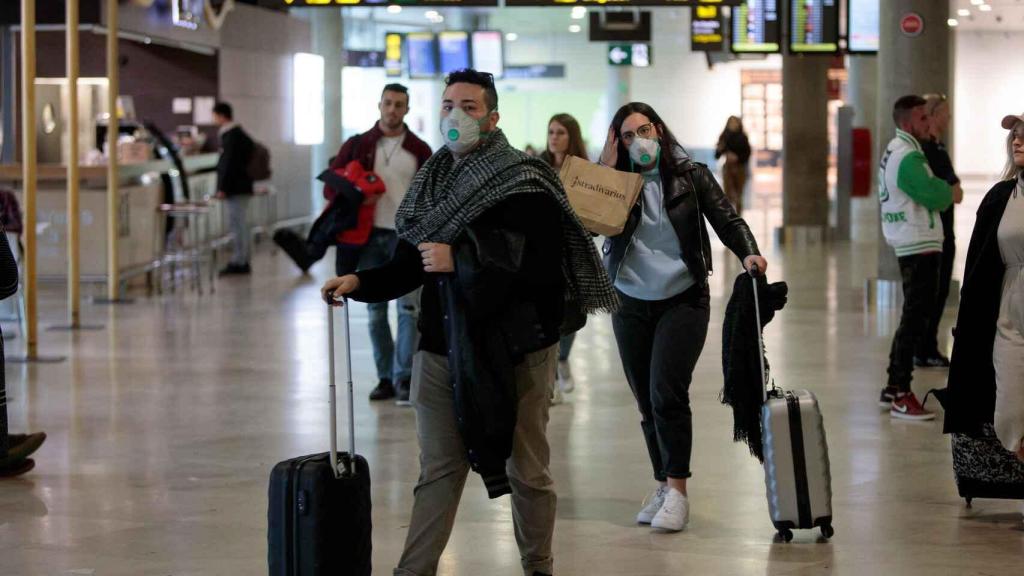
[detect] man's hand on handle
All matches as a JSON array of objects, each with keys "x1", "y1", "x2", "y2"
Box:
[{"x1": 322, "y1": 275, "x2": 361, "y2": 306}]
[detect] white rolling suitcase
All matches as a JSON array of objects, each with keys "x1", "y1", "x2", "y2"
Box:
[{"x1": 750, "y1": 267, "x2": 834, "y2": 542}]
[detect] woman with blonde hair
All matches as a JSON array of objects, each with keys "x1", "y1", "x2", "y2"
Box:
[
  {"x1": 943, "y1": 112, "x2": 1024, "y2": 461},
  {"x1": 540, "y1": 113, "x2": 588, "y2": 403}
]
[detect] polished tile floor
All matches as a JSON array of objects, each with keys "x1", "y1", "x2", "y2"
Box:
[{"x1": 1, "y1": 188, "x2": 1021, "y2": 575}]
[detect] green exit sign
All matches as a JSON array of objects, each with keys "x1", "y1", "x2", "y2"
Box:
[{"x1": 608, "y1": 43, "x2": 652, "y2": 67}]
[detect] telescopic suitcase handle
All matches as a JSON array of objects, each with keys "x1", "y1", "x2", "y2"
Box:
[
  {"x1": 749, "y1": 264, "x2": 770, "y2": 403},
  {"x1": 327, "y1": 299, "x2": 356, "y2": 479}
]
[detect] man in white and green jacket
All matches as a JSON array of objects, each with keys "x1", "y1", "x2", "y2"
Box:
[{"x1": 878, "y1": 95, "x2": 953, "y2": 421}]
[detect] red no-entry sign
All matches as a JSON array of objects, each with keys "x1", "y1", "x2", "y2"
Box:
[{"x1": 900, "y1": 13, "x2": 924, "y2": 37}]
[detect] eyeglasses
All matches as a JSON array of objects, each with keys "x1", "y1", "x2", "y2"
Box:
[{"x1": 621, "y1": 123, "x2": 655, "y2": 144}]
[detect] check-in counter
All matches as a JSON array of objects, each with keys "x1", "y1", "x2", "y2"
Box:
[{"x1": 0, "y1": 153, "x2": 219, "y2": 286}]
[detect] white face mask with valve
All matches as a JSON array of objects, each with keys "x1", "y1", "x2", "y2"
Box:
[
  {"x1": 440, "y1": 107, "x2": 487, "y2": 155},
  {"x1": 629, "y1": 137, "x2": 661, "y2": 168}
]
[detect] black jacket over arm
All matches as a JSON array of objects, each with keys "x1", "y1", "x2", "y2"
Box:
[
  {"x1": 940, "y1": 179, "x2": 1015, "y2": 435},
  {"x1": 352, "y1": 192, "x2": 564, "y2": 497},
  {"x1": 216, "y1": 126, "x2": 255, "y2": 197},
  {"x1": 721, "y1": 272, "x2": 788, "y2": 462}
]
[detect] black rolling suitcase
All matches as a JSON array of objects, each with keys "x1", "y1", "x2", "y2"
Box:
[{"x1": 268, "y1": 301, "x2": 371, "y2": 576}]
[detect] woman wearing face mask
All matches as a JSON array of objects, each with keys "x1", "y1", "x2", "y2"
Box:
[
  {"x1": 599, "y1": 103, "x2": 767, "y2": 532},
  {"x1": 540, "y1": 113, "x2": 589, "y2": 404}
]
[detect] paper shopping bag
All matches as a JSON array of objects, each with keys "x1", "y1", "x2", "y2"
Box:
[{"x1": 559, "y1": 156, "x2": 643, "y2": 237}]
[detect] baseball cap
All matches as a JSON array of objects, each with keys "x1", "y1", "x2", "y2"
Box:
[{"x1": 1001, "y1": 113, "x2": 1024, "y2": 129}]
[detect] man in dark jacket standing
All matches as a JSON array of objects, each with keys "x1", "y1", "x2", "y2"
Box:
[
  {"x1": 213, "y1": 101, "x2": 255, "y2": 275},
  {"x1": 918, "y1": 93, "x2": 964, "y2": 367},
  {"x1": 322, "y1": 69, "x2": 616, "y2": 576}
]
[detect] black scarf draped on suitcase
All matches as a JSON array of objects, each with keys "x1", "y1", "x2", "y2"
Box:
[{"x1": 721, "y1": 272, "x2": 789, "y2": 462}]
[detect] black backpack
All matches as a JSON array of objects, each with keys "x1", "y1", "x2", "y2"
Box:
[{"x1": 248, "y1": 140, "x2": 272, "y2": 181}]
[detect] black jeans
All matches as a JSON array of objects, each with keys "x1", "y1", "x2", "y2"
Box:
[
  {"x1": 918, "y1": 209, "x2": 955, "y2": 358},
  {"x1": 612, "y1": 285, "x2": 710, "y2": 481},
  {"x1": 887, "y1": 253, "x2": 942, "y2": 392}
]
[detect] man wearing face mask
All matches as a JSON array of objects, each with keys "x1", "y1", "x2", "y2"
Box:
[{"x1": 321, "y1": 69, "x2": 616, "y2": 576}]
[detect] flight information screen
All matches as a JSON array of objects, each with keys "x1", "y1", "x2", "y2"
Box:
[
  {"x1": 407, "y1": 33, "x2": 438, "y2": 79},
  {"x1": 438, "y1": 32, "x2": 470, "y2": 74},
  {"x1": 731, "y1": 0, "x2": 781, "y2": 53},
  {"x1": 471, "y1": 31, "x2": 505, "y2": 79},
  {"x1": 789, "y1": 0, "x2": 840, "y2": 53},
  {"x1": 275, "y1": 0, "x2": 498, "y2": 6},
  {"x1": 847, "y1": 0, "x2": 880, "y2": 53}
]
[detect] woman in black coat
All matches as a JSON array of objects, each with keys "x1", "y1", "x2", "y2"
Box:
[
  {"x1": 943, "y1": 113, "x2": 1024, "y2": 461},
  {"x1": 714, "y1": 116, "x2": 752, "y2": 214},
  {"x1": 0, "y1": 227, "x2": 46, "y2": 477}
]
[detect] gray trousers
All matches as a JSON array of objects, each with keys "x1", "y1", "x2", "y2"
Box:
[
  {"x1": 224, "y1": 195, "x2": 251, "y2": 266},
  {"x1": 395, "y1": 346, "x2": 558, "y2": 576}
]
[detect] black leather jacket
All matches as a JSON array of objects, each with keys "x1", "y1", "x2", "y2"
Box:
[{"x1": 603, "y1": 158, "x2": 760, "y2": 286}]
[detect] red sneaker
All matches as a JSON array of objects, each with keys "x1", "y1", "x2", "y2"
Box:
[{"x1": 891, "y1": 392, "x2": 935, "y2": 421}]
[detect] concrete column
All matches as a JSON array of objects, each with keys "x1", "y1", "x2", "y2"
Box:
[
  {"x1": 781, "y1": 54, "x2": 830, "y2": 239},
  {"x1": 847, "y1": 56, "x2": 877, "y2": 130},
  {"x1": 312, "y1": 9, "x2": 343, "y2": 212},
  {"x1": 846, "y1": 55, "x2": 880, "y2": 245},
  {"x1": 606, "y1": 66, "x2": 631, "y2": 119},
  {"x1": 874, "y1": 0, "x2": 950, "y2": 282}
]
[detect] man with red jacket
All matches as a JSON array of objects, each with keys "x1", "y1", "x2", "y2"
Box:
[{"x1": 333, "y1": 84, "x2": 432, "y2": 404}]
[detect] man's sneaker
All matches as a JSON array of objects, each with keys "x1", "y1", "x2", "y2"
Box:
[
  {"x1": 557, "y1": 360, "x2": 575, "y2": 394},
  {"x1": 915, "y1": 354, "x2": 951, "y2": 368},
  {"x1": 891, "y1": 392, "x2": 935, "y2": 421},
  {"x1": 650, "y1": 488, "x2": 690, "y2": 532},
  {"x1": 636, "y1": 484, "x2": 669, "y2": 525},
  {"x1": 218, "y1": 263, "x2": 251, "y2": 276},
  {"x1": 550, "y1": 385, "x2": 564, "y2": 406},
  {"x1": 394, "y1": 379, "x2": 412, "y2": 407},
  {"x1": 368, "y1": 379, "x2": 395, "y2": 401},
  {"x1": 879, "y1": 386, "x2": 898, "y2": 409}
]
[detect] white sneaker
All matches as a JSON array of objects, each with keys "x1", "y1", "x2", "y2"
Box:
[
  {"x1": 557, "y1": 360, "x2": 575, "y2": 393},
  {"x1": 650, "y1": 488, "x2": 689, "y2": 532},
  {"x1": 636, "y1": 484, "x2": 669, "y2": 524},
  {"x1": 550, "y1": 385, "x2": 564, "y2": 406}
]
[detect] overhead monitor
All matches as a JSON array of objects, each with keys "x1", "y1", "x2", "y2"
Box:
[
  {"x1": 0, "y1": 0, "x2": 101, "y2": 24},
  {"x1": 731, "y1": 0, "x2": 782, "y2": 53},
  {"x1": 589, "y1": 11, "x2": 652, "y2": 42},
  {"x1": 505, "y1": 0, "x2": 743, "y2": 5},
  {"x1": 438, "y1": 32, "x2": 471, "y2": 75},
  {"x1": 384, "y1": 32, "x2": 404, "y2": 78},
  {"x1": 789, "y1": 0, "x2": 840, "y2": 53},
  {"x1": 407, "y1": 33, "x2": 439, "y2": 79},
  {"x1": 471, "y1": 31, "x2": 504, "y2": 79},
  {"x1": 691, "y1": 5, "x2": 726, "y2": 52},
  {"x1": 847, "y1": 0, "x2": 880, "y2": 53},
  {"x1": 275, "y1": 0, "x2": 499, "y2": 6}
]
